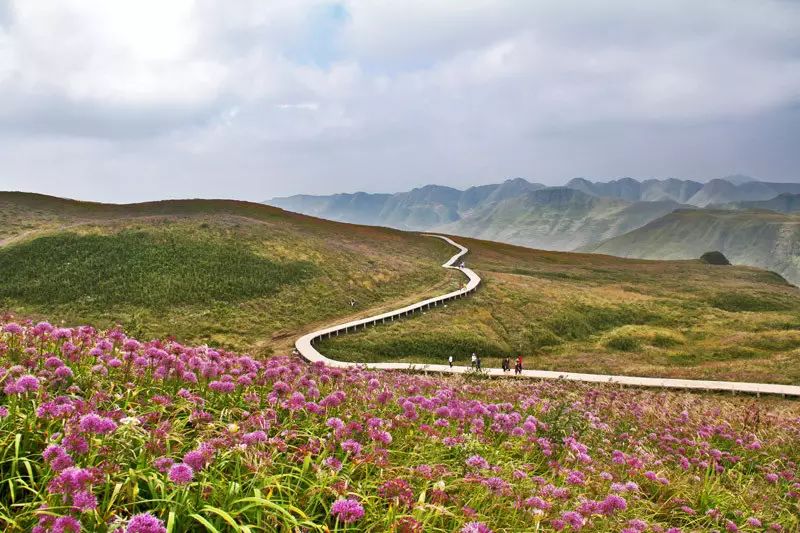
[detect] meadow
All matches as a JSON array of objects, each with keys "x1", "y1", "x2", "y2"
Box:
[
  {"x1": 319, "y1": 237, "x2": 800, "y2": 384},
  {"x1": 0, "y1": 193, "x2": 459, "y2": 355},
  {"x1": 1, "y1": 318, "x2": 799, "y2": 532}
]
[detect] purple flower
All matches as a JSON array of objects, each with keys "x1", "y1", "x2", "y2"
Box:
[
  {"x1": 466, "y1": 455, "x2": 490, "y2": 470},
  {"x1": 341, "y1": 439, "x2": 362, "y2": 456},
  {"x1": 628, "y1": 519, "x2": 648, "y2": 531},
  {"x1": 566, "y1": 470, "x2": 586, "y2": 486},
  {"x1": 0, "y1": 406, "x2": 8, "y2": 418},
  {"x1": 183, "y1": 450, "x2": 208, "y2": 471},
  {"x1": 524, "y1": 496, "x2": 552, "y2": 510},
  {"x1": 561, "y1": 511, "x2": 584, "y2": 529},
  {"x1": 242, "y1": 431, "x2": 267, "y2": 445},
  {"x1": 324, "y1": 457, "x2": 342, "y2": 472},
  {"x1": 16, "y1": 374, "x2": 40, "y2": 393},
  {"x1": 48, "y1": 467, "x2": 92, "y2": 496},
  {"x1": 2, "y1": 322, "x2": 23, "y2": 335},
  {"x1": 43, "y1": 444, "x2": 74, "y2": 471},
  {"x1": 168, "y1": 463, "x2": 194, "y2": 484},
  {"x1": 326, "y1": 417, "x2": 345, "y2": 432},
  {"x1": 599, "y1": 494, "x2": 627, "y2": 515},
  {"x1": 209, "y1": 380, "x2": 236, "y2": 393},
  {"x1": 54, "y1": 366, "x2": 74, "y2": 379},
  {"x1": 330, "y1": 498, "x2": 365, "y2": 524},
  {"x1": 78, "y1": 413, "x2": 118, "y2": 434},
  {"x1": 51, "y1": 516, "x2": 81, "y2": 533},
  {"x1": 72, "y1": 489, "x2": 98, "y2": 512},
  {"x1": 482, "y1": 477, "x2": 511, "y2": 494},
  {"x1": 126, "y1": 512, "x2": 167, "y2": 533}
]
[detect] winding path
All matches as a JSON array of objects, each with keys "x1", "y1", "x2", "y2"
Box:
[{"x1": 296, "y1": 235, "x2": 800, "y2": 398}]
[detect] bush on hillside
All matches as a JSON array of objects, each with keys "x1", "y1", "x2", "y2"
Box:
[{"x1": 700, "y1": 251, "x2": 731, "y2": 265}]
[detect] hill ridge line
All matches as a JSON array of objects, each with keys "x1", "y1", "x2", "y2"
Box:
[{"x1": 296, "y1": 235, "x2": 800, "y2": 397}]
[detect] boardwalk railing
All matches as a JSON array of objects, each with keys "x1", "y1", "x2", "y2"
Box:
[
  {"x1": 295, "y1": 235, "x2": 800, "y2": 398},
  {"x1": 295, "y1": 235, "x2": 479, "y2": 369}
]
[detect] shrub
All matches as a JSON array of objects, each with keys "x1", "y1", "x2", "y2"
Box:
[{"x1": 604, "y1": 335, "x2": 641, "y2": 351}]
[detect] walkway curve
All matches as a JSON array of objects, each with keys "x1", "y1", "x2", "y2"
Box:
[{"x1": 295, "y1": 235, "x2": 800, "y2": 398}]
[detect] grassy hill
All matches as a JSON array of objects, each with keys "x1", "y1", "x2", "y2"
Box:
[
  {"x1": 0, "y1": 192, "x2": 459, "y2": 353},
  {"x1": 583, "y1": 209, "x2": 800, "y2": 286},
  {"x1": 318, "y1": 236, "x2": 800, "y2": 384}
]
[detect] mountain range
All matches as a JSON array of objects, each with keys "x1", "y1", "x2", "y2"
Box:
[{"x1": 267, "y1": 175, "x2": 800, "y2": 284}]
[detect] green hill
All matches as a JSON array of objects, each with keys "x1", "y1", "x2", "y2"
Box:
[
  {"x1": 318, "y1": 236, "x2": 800, "y2": 384},
  {"x1": 583, "y1": 209, "x2": 800, "y2": 286},
  {"x1": 0, "y1": 192, "x2": 459, "y2": 353}
]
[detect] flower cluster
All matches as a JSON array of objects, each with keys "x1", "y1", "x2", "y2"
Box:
[{"x1": 0, "y1": 317, "x2": 798, "y2": 531}]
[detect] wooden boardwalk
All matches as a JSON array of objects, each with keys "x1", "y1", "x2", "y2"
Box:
[{"x1": 296, "y1": 235, "x2": 800, "y2": 398}]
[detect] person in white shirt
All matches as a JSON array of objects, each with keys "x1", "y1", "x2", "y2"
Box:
[
  {"x1": 448, "y1": 355, "x2": 453, "y2": 368},
  {"x1": 471, "y1": 353, "x2": 477, "y2": 368}
]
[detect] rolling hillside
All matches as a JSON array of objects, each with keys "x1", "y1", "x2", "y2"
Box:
[
  {"x1": 0, "y1": 192, "x2": 459, "y2": 353},
  {"x1": 583, "y1": 209, "x2": 800, "y2": 286},
  {"x1": 438, "y1": 187, "x2": 683, "y2": 250},
  {"x1": 319, "y1": 236, "x2": 800, "y2": 384}
]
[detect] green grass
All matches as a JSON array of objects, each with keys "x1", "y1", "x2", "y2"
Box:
[
  {"x1": 319, "y1": 236, "x2": 800, "y2": 384},
  {"x1": 0, "y1": 231, "x2": 314, "y2": 307},
  {"x1": 708, "y1": 291, "x2": 795, "y2": 312},
  {"x1": 0, "y1": 193, "x2": 458, "y2": 354}
]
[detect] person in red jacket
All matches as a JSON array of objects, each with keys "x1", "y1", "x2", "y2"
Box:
[{"x1": 515, "y1": 355, "x2": 523, "y2": 375}]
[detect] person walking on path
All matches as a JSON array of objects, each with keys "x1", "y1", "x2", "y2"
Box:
[
  {"x1": 448, "y1": 355, "x2": 453, "y2": 368},
  {"x1": 502, "y1": 357, "x2": 510, "y2": 372},
  {"x1": 515, "y1": 355, "x2": 523, "y2": 375},
  {"x1": 471, "y1": 353, "x2": 477, "y2": 369},
  {"x1": 476, "y1": 356, "x2": 482, "y2": 371}
]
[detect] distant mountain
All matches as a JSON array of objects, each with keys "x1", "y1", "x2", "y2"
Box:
[
  {"x1": 583, "y1": 209, "x2": 800, "y2": 285},
  {"x1": 268, "y1": 192, "x2": 392, "y2": 226},
  {"x1": 566, "y1": 176, "x2": 800, "y2": 207},
  {"x1": 268, "y1": 178, "x2": 546, "y2": 231},
  {"x1": 566, "y1": 177, "x2": 703, "y2": 203},
  {"x1": 720, "y1": 174, "x2": 758, "y2": 185},
  {"x1": 267, "y1": 175, "x2": 800, "y2": 254},
  {"x1": 716, "y1": 193, "x2": 800, "y2": 214},
  {"x1": 438, "y1": 188, "x2": 684, "y2": 250},
  {"x1": 685, "y1": 179, "x2": 800, "y2": 207}
]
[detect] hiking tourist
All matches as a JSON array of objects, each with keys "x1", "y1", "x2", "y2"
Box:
[
  {"x1": 476, "y1": 356, "x2": 482, "y2": 371},
  {"x1": 515, "y1": 355, "x2": 523, "y2": 375},
  {"x1": 471, "y1": 353, "x2": 477, "y2": 368},
  {"x1": 448, "y1": 355, "x2": 453, "y2": 368}
]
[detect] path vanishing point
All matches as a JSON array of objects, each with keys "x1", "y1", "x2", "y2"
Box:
[{"x1": 296, "y1": 235, "x2": 800, "y2": 398}]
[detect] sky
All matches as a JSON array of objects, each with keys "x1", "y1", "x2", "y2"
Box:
[{"x1": 0, "y1": 0, "x2": 799, "y2": 203}]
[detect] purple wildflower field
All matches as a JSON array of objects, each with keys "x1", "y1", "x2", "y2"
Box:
[{"x1": 0, "y1": 317, "x2": 799, "y2": 532}]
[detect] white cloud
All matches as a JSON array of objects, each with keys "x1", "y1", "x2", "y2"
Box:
[{"x1": 0, "y1": 0, "x2": 798, "y2": 201}]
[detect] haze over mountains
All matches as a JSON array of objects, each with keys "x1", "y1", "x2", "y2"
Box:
[{"x1": 268, "y1": 175, "x2": 800, "y2": 285}]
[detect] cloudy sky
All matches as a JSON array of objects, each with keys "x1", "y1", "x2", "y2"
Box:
[{"x1": 1, "y1": 1, "x2": 799, "y2": 202}]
